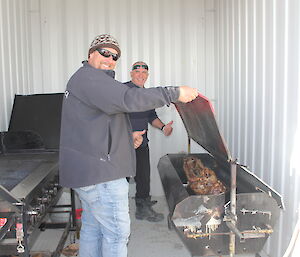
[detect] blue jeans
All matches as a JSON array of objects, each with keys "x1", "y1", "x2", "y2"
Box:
[{"x1": 74, "y1": 178, "x2": 130, "y2": 257}]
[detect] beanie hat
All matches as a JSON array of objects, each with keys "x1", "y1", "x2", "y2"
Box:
[{"x1": 88, "y1": 34, "x2": 121, "y2": 57}]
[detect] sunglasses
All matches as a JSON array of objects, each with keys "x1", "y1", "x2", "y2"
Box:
[
  {"x1": 132, "y1": 64, "x2": 149, "y2": 70},
  {"x1": 96, "y1": 48, "x2": 119, "y2": 61}
]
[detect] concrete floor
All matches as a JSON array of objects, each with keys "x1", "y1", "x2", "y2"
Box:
[
  {"x1": 31, "y1": 194, "x2": 191, "y2": 257},
  {"x1": 128, "y1": 195, "x2": 190, "y2": 257},
  {"x1": 30, "y1": 184, "x2": 254, "y2": 257}
]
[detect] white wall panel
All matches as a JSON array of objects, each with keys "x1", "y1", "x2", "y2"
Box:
[
  {"x1": 0, "y1": 0, "x2": 33, "y2": 130},
  {"x1": 0, "y1": 0, "x2": 214, "y2": 196},
  {"x1": 214, "y1": 0, "x2": 300, "y2": 256}
]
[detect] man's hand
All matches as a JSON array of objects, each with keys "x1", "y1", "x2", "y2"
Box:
[
  {"x1": 178, "y1": 86, "x2": 198, "y2": 103},
  {"x1": 163, "y1": 121, "x2": 173, "y2": 136},
  {"x1": 132, "y1": 130, "x2": 146, "y2": 149}
]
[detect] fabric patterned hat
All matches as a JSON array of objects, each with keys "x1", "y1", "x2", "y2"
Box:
[{"x1": 88, "y1": 34, "x2": 121, "y2": 57}]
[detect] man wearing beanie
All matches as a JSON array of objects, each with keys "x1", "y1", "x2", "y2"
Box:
[
  {"x1": 59, "y1": 34, "x2": 198, "y2": 257},
  {"x1": 124, "y1": 61, "x2": 174, "y2": 223}
]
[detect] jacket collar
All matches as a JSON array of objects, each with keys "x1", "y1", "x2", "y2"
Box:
[{"x1": 125, "y1": 81, "x2": 140, "y2": 88}]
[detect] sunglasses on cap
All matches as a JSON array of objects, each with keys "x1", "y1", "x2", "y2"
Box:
[
  {"x1": 132, "y1": 64, "x2": 149, "y2": 70},
  {"x1": 96, "y1": 48, "x2": 119, "y2": 61}
]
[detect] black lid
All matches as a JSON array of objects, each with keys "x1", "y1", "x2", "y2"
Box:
[
  {"x1": 175, "y1": 94, "x2": 231, "y2": 162},
  {"x1": 8, "y1": 93, "x2": 64, "y2": 150}
]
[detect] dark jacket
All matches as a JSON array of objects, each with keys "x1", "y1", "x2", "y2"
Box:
[
  {"x1": 124, "y1": 81, "x2": 158, "y2": 147},
  {"x1": 59, "y1": 61, "x2": 179, "y2": 188}
]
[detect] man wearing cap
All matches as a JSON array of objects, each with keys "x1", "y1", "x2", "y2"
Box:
[
  {"x1": 124, "y1": 62, "x2": 173, "y2": 222},
  {"x1": 59, "y1": 34, "x2": 198, "y2": 257}
]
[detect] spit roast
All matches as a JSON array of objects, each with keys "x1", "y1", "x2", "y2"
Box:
[{"x1": 158, "y1": 94, "x2": 284, "y2": 257}]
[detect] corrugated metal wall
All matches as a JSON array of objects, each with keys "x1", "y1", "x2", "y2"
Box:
[
  {"x1": 0, "y1": 0, "x2": 33, "y2": 130},
  {"x1": 214, "y1": 0, "x2": 300, "y2": 256},
  {"x1": 0, "y1": 0, "x2": 213, "y2": 195}
]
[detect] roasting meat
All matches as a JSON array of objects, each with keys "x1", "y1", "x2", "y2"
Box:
[{"x1": 183, "y1": 157, "x2": 226, "y2": 195}]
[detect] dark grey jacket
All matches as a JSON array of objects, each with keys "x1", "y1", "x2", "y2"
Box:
[{"x1": 59, "y1": 61, "x2": 179, "y2": 188}]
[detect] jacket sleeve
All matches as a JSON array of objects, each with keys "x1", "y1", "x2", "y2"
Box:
[
  {"x1": 68, "y1": 67, "x2": 179, "y2": 115},
  {"x1": 148, "y1": 109, "x2": 159, "y2": 124}
]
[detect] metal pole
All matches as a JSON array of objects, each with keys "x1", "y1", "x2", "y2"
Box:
[
  {"x1": 229, "y1": 161, "x2": 237, "y2": 256},
  {"x1": 70, "y1": 189, "x2": 76, "y2": 229}
]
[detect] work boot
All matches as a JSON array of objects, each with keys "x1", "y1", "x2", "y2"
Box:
[{"x1": 135, "y1": 198, "x2": 164, "y2": 222}]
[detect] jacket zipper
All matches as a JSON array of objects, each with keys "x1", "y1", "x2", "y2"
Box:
[{"x1": 107, "y1": 121, "x2": 112, "y2": 161}]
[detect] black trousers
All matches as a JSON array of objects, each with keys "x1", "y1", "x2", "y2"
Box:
[{"x1": 134, "y1": 145, "x2": 150, "y2": 199}]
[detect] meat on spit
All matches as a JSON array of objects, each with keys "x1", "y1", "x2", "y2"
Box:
[{"x1": 183, "y1": 156, "x2": 226, "y2": 195}]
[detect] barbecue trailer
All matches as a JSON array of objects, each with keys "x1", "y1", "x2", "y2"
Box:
[{"x1": 158, "y1": 94, "x2": 284, "y2": 257}]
